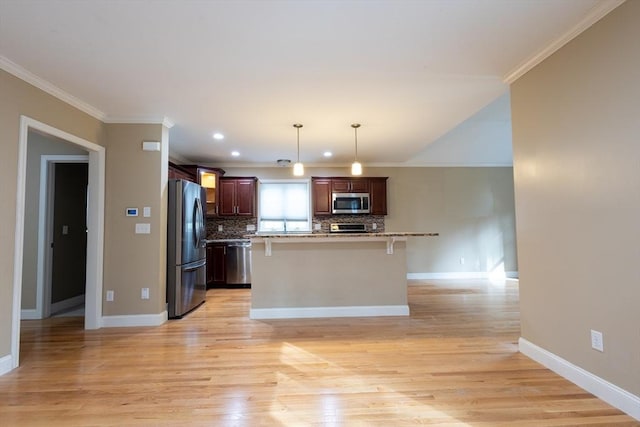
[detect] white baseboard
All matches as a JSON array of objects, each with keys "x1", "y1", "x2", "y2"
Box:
[
  {"x1": 407, "y1": 271, "x2": 519, "y2": 280},
  {"x1": 51, "y1": 294, "x2": 85, "y2": 315},
  {"x1": 20, "y1": 309, "x2": 39, "y2": 320},
  {"x1": 250, "y1": 304, "x2": 409, "y2": 320},
  {"x1": 0, "y1": 354, "x2": 13, "y2": 376},
  {"x1": 101, "y1": 311, "x2": 168, "y2": 328},
  {"x1": 519, "y1": 337, "x2": 640, "y2": 421}
]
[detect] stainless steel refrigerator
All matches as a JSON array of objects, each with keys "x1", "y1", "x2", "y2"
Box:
[{"x1": 167, "y1": 179, "x2": 207, "y2": 318}]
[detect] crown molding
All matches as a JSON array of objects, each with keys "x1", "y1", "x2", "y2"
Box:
[
  {"x1": 504, "y1": 0, "x2": 625, "y2": 84},
  {"x1": 104, "y1": 116, "x2": 175, "y2": 128},
  {"x1": 1, "y1": 55, "x2": 175, "y2": 128},
  {"x1": 203, "y1": 161, "x2": 513, "y2": 169},
  {"x1": 0, "y1": 55, "x2": 107, "y2": 121}
]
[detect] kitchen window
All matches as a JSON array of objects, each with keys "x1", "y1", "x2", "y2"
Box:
[{"x1": 258, "y1": 180, "x2": 310, "y2": 233}]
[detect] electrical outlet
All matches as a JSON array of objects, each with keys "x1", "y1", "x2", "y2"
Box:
[
  {"x1": 106, "y1": 290, "x2": 114, "y2": 302},
  {"x1": 141, "y1": 288, "x2": 150, "y2": 300},
  {"x1": 372, "y1": 223, "x2": 377, "y2": 230},
  {"x1": 460, "y1": 257, "x2": 465, "y2": 265},
  {"x1": 218, "y1": 225, "x2": 223, "y2": 232},
  {"x1": 591, "y1": 329, "x2": 604, "y2": 352}
]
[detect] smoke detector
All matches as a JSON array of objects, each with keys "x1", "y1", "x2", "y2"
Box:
[{"x1": 276, "y1": 159, "x2": 291, "y2": 167}]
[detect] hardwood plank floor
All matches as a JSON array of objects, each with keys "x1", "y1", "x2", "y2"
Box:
[{"x1": 1, "y1": 280, "x2": 637, "y2": 426}]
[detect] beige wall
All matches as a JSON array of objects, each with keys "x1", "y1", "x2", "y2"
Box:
[
  {"x1": 511, "y1": 0, "x2": 640, "y2": 396},
  {"x1": 21, "y1": 131, "x2": 87, "y2": 310},
  {"x1": 213, "y1": 165, "x2": 517, "y2": 275},
  {"x1": 103, "y1": 123, "x2": 167, "y2": 316},
  {"x1": 0, "y1": 70, "x2": 106, "y2": 357},
  {"x1": 1, "y1": 69, "x2": 169, "y2": 364}
]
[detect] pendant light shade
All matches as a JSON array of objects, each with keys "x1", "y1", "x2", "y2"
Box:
[
  {"x1": 351, "y1": 161, "x2": 362, "y2": 176},
  {"x1": 293, "y1": 123, "x2": 304, "y2": 176},
  {"x1": 351, "y1": 123, "x2": 363, "y2": 176}
]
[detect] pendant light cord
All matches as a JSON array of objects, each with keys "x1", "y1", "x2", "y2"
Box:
[
  {"x1": 293, "y1": 123, "x2": 303, "y2": 163},
  {"x1": 351, "y1": 123, "x2": 361, "y2": 161},
  {"x1": 354, "y1": 127, "x2": 358, "y2": 160},
  {"x1": 297, "y1": 126, "x2": 300, "y2": 162}
]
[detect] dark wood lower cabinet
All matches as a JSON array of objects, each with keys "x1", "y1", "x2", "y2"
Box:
[{"x1": 206, "y1": 243, "x2": 226, "y2": 287}]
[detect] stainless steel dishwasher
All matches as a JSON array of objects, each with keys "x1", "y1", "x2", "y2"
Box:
[{"x1": 226, "y1": 240, "x2": 252, "y2": 285}]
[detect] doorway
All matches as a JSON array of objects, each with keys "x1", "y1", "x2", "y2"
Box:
[
  {"x1": 11, "y1": 116, "x2": 105, "y2": 371},
  {"x1": 48, "y1": 162, "x2": 89, "y2": 317},
  {"x1": 21, "y1": 153, "x2": 90, "y2": 320}
]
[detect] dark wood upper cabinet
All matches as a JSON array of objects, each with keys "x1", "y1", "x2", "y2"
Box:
[
  {"x1": 168, "y1": 162, "x2": 196, "y2": 182},
  {"x1": 312, "y1": 176, "x2": 387, "y2": 216},
  {"x1": 312, "y1": 178, "x2": 332, "y2": 216},
  {"x1": 218, "y1": 177, "x2": 257, "y2": 217},
  {"x1": 369, "y1": 177, "x2": 388, "y2": 216},
  {"x1": 331, "y1": 178, "x2": 370, "y2": 193},
  {"x1": 176, "y1": 165, "x2": 225, "y2": 216}
]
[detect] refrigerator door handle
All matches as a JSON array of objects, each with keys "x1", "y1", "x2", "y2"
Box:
[
  {"x1": 183, "y1": 258, "x2": 206, "y2": 272},
  {"x1": 193, "y1": 197, "x2": 205, "y2": 248}
]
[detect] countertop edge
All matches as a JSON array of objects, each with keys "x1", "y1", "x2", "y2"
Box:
[{"x1": 246, "y1": 232, "x2": 439, "y2": 240}]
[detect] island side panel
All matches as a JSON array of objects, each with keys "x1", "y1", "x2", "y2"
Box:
[{"x1": 251, "y1": 240, "x2": 407, "y2": 313}]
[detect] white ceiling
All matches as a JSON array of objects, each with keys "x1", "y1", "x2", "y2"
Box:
[{"x1": 0, "y1": 0, "x2": 622, "y2": 167}]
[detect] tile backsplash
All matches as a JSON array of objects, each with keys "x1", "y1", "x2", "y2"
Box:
[
  {"x1": 312, "y1": 215, "x2": 385, "y2": 233},
  {"x1": 206, "y1": 217, "x2": 256, "y2": 239},
  {"x1": 206, "y1": 215, "x2": 385, "y2": 239}
]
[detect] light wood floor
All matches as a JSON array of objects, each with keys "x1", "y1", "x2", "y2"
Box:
[{"x1": 2, "y1": 280, "x2": 637, "y2": 426}]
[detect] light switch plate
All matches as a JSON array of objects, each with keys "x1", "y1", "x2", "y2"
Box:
[
  {"x1": 246, "y1": 224, "x2": 256, "y2": 231},
  {"x1": 591, "y1": 329, "x2": 604, "y2": 352},
  {"x1": 143, "y1": 207, "x2": 151, "y2": 217},
  {"x1": 142, "y1": 141, "x2": 161, "y2": 151},
  {"x1": 135, "y1": 223, "x2": 151, "y2": 234}
]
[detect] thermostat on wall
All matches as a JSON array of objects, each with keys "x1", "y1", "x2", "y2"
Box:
[{"x1": 126, "y1": 207, "x2": 138, "y2": 217}]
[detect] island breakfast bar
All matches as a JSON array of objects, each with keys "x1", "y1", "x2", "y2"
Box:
[{"x1": 248, "y1": 232, "x2": 438, "y2": 319}]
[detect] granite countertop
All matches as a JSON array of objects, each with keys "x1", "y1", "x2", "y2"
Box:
[
  {"x1": 246, "y1": 232, "x2": 439, "y2": 239},
  {"x1": 205, "y1": 238, "x2": 251, "y2": 244}
]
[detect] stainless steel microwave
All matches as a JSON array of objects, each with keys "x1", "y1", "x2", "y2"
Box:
[{"x1": 332, "y1": 192, "x2": 370, "y2": 214}]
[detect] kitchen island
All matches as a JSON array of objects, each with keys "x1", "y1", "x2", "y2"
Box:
[{"x1": 248, "y1": 232, "x2": 438, "y2": 319}]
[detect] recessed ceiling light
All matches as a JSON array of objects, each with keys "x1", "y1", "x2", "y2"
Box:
[
  {"x1": 212, "y1": 132, "x2": 224, "y2": 140},
  {"x1": 323, "y1": 151, "x2": 333, "y2": 157},
  {"x1": 231, "y1": 151, "x2": 240, "y2": 157}
]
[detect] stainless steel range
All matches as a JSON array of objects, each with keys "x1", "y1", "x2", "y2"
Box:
[{"x1": 330, "y1": 223, "x2": 367, "y2": 233}]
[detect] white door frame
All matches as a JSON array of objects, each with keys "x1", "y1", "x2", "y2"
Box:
[
  {"x1": 11, "y1": 116, "x2": 105, "y2": 370},
  {"x1": 37, "y1": 155, "x2": 89, "y2": 319}
]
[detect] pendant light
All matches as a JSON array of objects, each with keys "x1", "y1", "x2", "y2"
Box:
[
  {"x1": 293, "y1": 123, "x2": 304, "y2": 176},
  {"x1": 351, "y1": 123, "x2": 362, "y2": 176}
]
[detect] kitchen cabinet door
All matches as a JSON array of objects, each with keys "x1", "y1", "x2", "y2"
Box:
[
  {"x1": 332, "y1": 178, "x2": 369, "y2": 193},
  {"x1": 168, "y1": 162, "x2": 196, "y2": 182},
  {"x1": 207, "y1": 243, "x2": 227, "y2": 287},
  {"x1": 369, "y1": 177, "x2": 388, "y2": 215},
  {"x1": 206, "y1": 244, "x2": 215, "y2": 286},
  {"x1": 235, "y1": 178, "x2": 257, "y2": 216},
  {"x1": 219, "y1": 177, "x2": 257, "y2": 217},
  {"x1": 218, "y1": 179, "x2": 238, "y2": 216},
  {"x1": 177, "y1": 165, "x2": 225, "y2": 216},
  {"x1": 312, "y1": 178, "x2": 332, "y2": 216}
]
